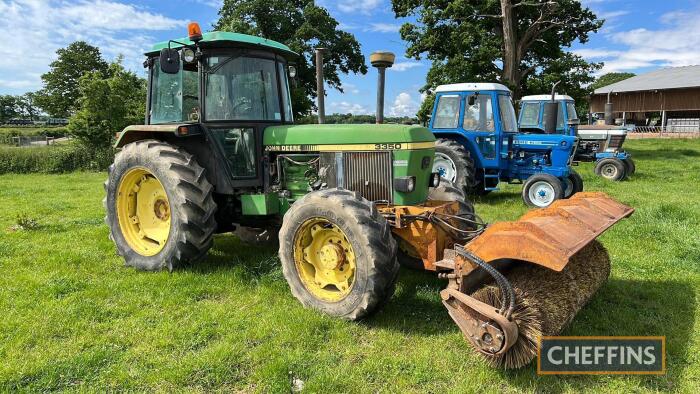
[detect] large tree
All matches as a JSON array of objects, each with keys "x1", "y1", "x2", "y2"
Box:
[
  {"x1": 590, "y1": 72, "x2": 636, "y2": 91},
  {"x1": 35, "y1": 41, "x2": 109, "y2": 118},
  {"x1": 393, "y1": 0, "x2": 603, "y2": 102},
  {"x1": 68, "y1": 58, "x2": 146, "y2": 150},
  {"x1": 215, "y1": 0, "x2": 367, "y2": 117}
]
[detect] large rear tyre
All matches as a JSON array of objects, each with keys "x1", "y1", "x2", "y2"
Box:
[
  {"x1": 396, "y1": 181, "x2": 476, "y2": 270},
  {"x1": 522, "y1": 173, "x2": 564, "y2": 208},
  {"x1": 433, "y1": 138, "x2": 478, "y2": 195},
  {"x1": 104, "y1": 140, "x2": 217, "y2": 271},
  {"x1": 563, "y1": 170, "x2": 584, "y2": 198},
  {"x1": 279, "y1": 189, "x2": 399, "y2": 320},
  {"x1": 595, "y1": 158, "x2": 627, "y2": 181},
  {"x1": 623, "y1": 157, "x2": 636, "y2": 176}
]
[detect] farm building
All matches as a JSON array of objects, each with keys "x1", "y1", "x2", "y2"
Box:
[{"x1": 590, "y1": 65, "x2": 700, "y2": 132}]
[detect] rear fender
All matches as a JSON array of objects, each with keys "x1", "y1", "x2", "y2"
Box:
[{"x1": 114, "y1": 124, "x2": 202, "y2": 148}]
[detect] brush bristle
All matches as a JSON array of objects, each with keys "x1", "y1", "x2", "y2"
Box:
[{"x1": 470, "y1": 241, "x2": 611, "y2": 369}]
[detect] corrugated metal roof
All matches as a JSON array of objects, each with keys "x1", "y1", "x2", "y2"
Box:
[{"x1": 594, "y1": 65, "x2": 700, "y2": 94}]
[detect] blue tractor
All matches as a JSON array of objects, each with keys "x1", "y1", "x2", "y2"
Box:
[
  {"x1": 428, "y1": 83, "x2": 583, "y2": 208},
  {"x1": 518, "y1": 94, "x2": 635, "y2": 181}
]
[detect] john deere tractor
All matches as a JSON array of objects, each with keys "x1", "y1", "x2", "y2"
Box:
[{"x1": 105, "y1": 23, "x2": 634, "y2": 368}]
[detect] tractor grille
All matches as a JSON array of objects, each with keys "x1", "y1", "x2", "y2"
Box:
[{"x1": 342, "y1": 152, "x2": 393, "y2": 202}]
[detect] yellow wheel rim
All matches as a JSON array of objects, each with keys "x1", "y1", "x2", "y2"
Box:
[
  {"x1": 116, "y1": 167, "x2": 171, "y2": 256},
  {"x1": 293, "y1": 218, "x2": 356, "y2": 302}
]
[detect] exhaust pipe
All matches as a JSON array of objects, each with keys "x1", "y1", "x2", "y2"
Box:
[
  {"x1": 370, "y1": 51, "x2": 396, "y2": 124},
  {"x1": 604, "y1": 91, "x2": 614, "y2": 126},
  {"x1": 543, "y1": 81, "x2": 561, "y2": 134},
  {"x1": 315, "y1": 48, "x2": 326, "y2": 124}
]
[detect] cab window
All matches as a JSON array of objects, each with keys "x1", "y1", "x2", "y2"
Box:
[
  {"x1": 464, "y1": 95, "x2": 494, "y2": 131},
  {"x1": 566, "y1": 102, "x2": 578, "y2": 120},
  {"x1": 433, "y1": 95, "x2": 461, "y2": 129},
  {"x1": 519, "y1": 102, "x2": 540, "y2": 128},
  {"x1": 498, "y1": 95, "x2": 518, "y2": 132},
  {"x1": 543, "y1": 102, "x2": 566, "y2": 131},
  {"x1": 151, "y1": 59, "x2": 200, "y2": 124}
]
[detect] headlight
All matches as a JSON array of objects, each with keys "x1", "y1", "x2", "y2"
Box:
[
  {"x1": 429, "y1": 172, "x2": 441, "y2": 188},
  {"x1": 394, "y1": 176, "x2": 416, "y2": 193},
  {"x1": 181, "y1": 48, "x2": 196, "y2": 63}
]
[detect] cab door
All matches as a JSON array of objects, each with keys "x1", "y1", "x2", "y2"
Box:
[{"x1": 462, "y1": 92, "x2": 499, "y2": 169}]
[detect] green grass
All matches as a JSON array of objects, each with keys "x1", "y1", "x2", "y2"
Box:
[{"x1": 0, "y1": 139, "x2": 699, "y2": 392}]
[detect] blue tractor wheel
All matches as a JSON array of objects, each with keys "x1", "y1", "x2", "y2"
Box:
[
  {"x1": 623, "y1": 157, "x2": 636, "y2": 176},
  {"x1": 563, "y1": 170, "x2": 584, "y2": 198},
  {"x1": 522, "y1": 173, "x2": 564, "y2": 208},
  {"x1": 595, "y1": 158, "x2": 627, "y2": 181}
]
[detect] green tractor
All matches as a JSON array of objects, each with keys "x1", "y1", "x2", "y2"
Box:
[{"x1": 105, "y1": 24, "x2": 633, "y2": 368}]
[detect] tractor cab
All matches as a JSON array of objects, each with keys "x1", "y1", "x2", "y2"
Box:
[
  {"x1": 518, "y1": 95, "x2": 579, "y2": 136},
  {"x1": 135, "y1": 24, "x2": 297, "y2": 188}
]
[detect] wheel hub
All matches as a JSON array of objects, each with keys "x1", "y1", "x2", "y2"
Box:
[
  {"x1": 294, "y1": 219, "x2": 356, "y2": 302},
  {"x1": 116, "y1": 168, "x2": 171, "y2": 256}
]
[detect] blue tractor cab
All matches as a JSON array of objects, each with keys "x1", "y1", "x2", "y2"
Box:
[
  {"x1": 519, "y1": 95, "x2": 635, "y2": 181},
  {"x1": 429, "y1": 83, "x2": 583, "y2": 208}
]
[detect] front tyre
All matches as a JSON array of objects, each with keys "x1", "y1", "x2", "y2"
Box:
[
  {"x1": 563, "y1": 170, "x2": 584, "y2": 198},
  {"x1": 522, "y1": 173, "x2": 564, "y2": 208},
  {"x1": 595, "y1": 158, "x2": 627, "y2": 181},
  {"x1": 104, "y1": 140, "x2": 217, "y2": 271},
  {"x1": 279, "y1": 189, "x2": 399, "y2": 320}
]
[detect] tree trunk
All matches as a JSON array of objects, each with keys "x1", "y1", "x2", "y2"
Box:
[{"x1": 500, "y1": 0, "x2": 522, "y2": 98}]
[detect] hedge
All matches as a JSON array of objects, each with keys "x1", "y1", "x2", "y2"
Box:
[
  {"x1": 0, "y1": 127, "x2": 68, "y2": 137},
  {"x1": 0, "y1": 144, "x2": 113, "y2": 174}
]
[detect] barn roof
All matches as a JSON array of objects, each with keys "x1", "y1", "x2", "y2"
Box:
[{"x1": 594, "y1": 65, "x2": 700, "y2": 94}]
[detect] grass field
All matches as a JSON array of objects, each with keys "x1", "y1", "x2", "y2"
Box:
[{"x1": 1, "y1": 139, "x2": 699, "y2": 392}]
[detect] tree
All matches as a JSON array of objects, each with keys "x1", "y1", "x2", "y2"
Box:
[
  {"x1": 68, "y1": 58, "x2": 146, "y2": 150},
  {"x1": 215, "y1": 0, "x2": 367, "y2": 117},
  {"x1": 392, "y1": 0, "x2": 602, "y2": 100},
  {"x1": 35, "y1": 41, "x2": 109, "y2": 118},
  {"x1": 17, "y1": 93, "x2": 39, "y2": 121},
  {"x1": 590, "y1": 72, "x2": 636, "y2": 91},
  {"x1": 0, "y1": 95, "x2": 19, "y2": 123}
]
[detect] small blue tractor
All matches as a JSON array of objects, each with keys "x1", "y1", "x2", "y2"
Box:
[
  {"x1": 518, "y1": 93, "x2": 635, "y2": 181},
  {"x1": 428, "y1": 83, "x2": 583, "y2": 207}
]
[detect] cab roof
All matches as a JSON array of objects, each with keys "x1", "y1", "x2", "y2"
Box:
[
  {"x1": 521, "y1": 94, "x2": 574, "y2": 102},
  {"x1": 435, "y1": 83, "x2": 510, "y2": 93},
  {"x1": 149, "y1": 31, "x2": 298, "y2": 59}
]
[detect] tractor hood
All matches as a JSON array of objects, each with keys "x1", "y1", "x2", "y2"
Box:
[{"x1": 264, "y1": 124, "x2": 435, "y2": 149}]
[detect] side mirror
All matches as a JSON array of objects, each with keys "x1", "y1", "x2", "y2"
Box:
[
  {"x1": 468, "y1": 95, "x2": 477, "y2": 106},
  {"x1": 159, "y1": 48, "x2": 181, "y2": 74}
]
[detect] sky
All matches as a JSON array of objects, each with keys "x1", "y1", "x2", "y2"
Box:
[{"x1": 1, "y1": 0, "x2": 699, "y2": 117}]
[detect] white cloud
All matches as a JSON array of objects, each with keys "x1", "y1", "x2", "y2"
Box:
[
  {"x1": 0, "y1": 0, "x2": 184, "y2": 93},
  {"x1": 390, "y1": 61, "x2": 423, "y2": 72},
  {"x1": 336, "y1": 0, "x2": 384, "y2": 15},
  {"x1": 598, "y1": 10, "x2": 629, "y2": 20},
  {"x1": 575, "y1": 8, "x2": 700, "y2": 73},
  {"x1": 194, "y1": 0, "x2": 223, "y2": 9},
  {"x1": 367, "y1": 23, "x2": 401, "y2": 33},
  {"x1": 343, "y1": 83, "x2": 360, "y2": 94},
  {"x1": 330, "y1": 101, "x2": 370, "y2": 115},
  {"x1": 389, "y1": 92, "x2": 419, "y2": 117}
]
